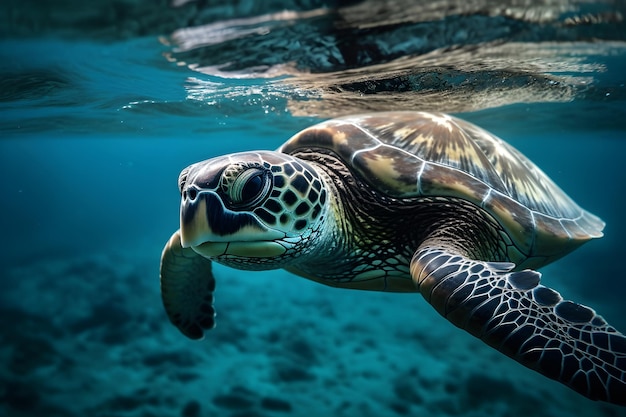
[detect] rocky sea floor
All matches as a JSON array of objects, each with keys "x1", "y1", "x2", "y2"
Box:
[{"x1": 2, "y1": 244, "x2": 625, "y2": 417}]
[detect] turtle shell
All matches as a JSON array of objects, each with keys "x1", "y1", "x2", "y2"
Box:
[{"x1": 279, "y1": 111, "x2": 604, "y2": 265}]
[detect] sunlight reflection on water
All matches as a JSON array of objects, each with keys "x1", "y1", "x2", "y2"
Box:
[{"x1": 165, "y1": 0, "x2": 626, "y2": 118}]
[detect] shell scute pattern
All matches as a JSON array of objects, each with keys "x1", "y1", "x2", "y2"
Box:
[
  {"x1": 280, "y1": 122, "x2": 382, "y2": 165},
  {"x1": 346, "y1": 112, "x2": 509, "y2": 195},
  {"x1": 531, "y1": 214, "x2": 603, "y2": 258},
  {"x1": 281, "y1": 112, "x2": 604, "y2": 252},
  {"x1": 418, "y1": 162, "x2": 491, "y2": 202},
  {"x1": 480, "y1": 188, "x2": 536, "y2": 256},
  {"x1": 356, "y1": 113, "x2": 565, "y2": 213},
  {"x1": 466, "y1": 124, "x2": 576, "y2": 218},
  {"x1": 351, "y1": 145, "x2": 421, "y2": 196}
]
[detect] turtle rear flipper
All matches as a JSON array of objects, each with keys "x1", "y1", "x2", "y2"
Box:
[
  {"x1": 410, "y1": 246, "x2": 626, "y2": 405},
  {"x1": 160, "y1": 230, "x2": 216, "y2": 340}
]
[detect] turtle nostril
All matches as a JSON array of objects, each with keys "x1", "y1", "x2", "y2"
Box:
[{"x1": 186, "y1": 188, "x2": 198, "y2": 201}]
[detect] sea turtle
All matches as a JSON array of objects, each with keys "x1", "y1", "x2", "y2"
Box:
[{"x1": 160, "y1": 111, "x2": 626, "y2": 404}]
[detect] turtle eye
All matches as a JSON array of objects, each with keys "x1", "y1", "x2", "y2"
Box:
[
  {"x1": 223, "y1": 167, "x2": 271, "y2": 209},
  {"x1": 240, "y1": 172, "x2": 264, "y2": 202}
]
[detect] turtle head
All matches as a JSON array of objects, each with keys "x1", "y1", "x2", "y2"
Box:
[{"x1": 177, "y1": 151, "x2": 328, "y2": 269}]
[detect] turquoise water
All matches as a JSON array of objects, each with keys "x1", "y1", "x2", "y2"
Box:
[{"x1": 1, "y1": 1, "x2": 626, "y2": 416}]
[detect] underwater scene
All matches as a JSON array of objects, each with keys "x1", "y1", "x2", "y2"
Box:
[{"x1": 1, "y1": 0, "x2": 626, "y2": 416}]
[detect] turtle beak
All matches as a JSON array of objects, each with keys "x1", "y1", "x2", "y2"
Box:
[
  {"x1": 179, "y1": 189, "x2": 282, "y2": 249},
  {"x1": 179, "y1": 188, "x2": 212, "y2": 248}
]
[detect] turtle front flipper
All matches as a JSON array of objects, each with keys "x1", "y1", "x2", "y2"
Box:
[
  {"x1": 160, "y1": 230, "x2": 216, "y2": 340},
  {"x1": 410, "y1": 246, "x2": 626, "y2": 405}
]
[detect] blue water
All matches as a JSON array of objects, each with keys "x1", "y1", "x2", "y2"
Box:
[{"x1": 1, "y1": 1, "x2": 626, "y2": 416}]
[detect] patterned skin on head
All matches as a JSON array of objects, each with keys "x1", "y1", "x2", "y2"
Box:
[{"x1": 177, "y1": 151, "x2": 330, "y2": 270}]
